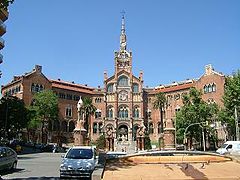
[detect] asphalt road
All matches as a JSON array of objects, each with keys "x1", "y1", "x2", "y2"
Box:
[{"x1": 1, "y1": 152, "x2": 64, "y2": 179}]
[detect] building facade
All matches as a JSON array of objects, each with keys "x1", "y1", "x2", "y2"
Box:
[
  {"x1": 1, "y1": 15, "x2": 226, "y2": 148},
  {"x1": 0, "y1": 3, "x2": 9, "y2": 77}
]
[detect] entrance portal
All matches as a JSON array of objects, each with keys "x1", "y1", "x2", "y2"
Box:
[{"x1": 118, "y1": 125, "x2": 128, "y2": 141}]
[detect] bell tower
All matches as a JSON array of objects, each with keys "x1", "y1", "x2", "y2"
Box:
[{"x1": 114, "y1": 13, "x2": 132, "y2": 75}]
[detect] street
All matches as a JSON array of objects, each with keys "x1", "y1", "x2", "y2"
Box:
[{"x1": 1, "y1": 153, "x2": 63, "y2": 179}]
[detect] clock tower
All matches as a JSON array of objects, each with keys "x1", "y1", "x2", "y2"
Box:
[{"x1": 104, "y1": 14, "x2": 144, "y2": 145}]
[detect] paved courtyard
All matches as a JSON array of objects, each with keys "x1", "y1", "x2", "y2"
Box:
[
  {"x1": 1, "y1": 153, "x2": 63, "y2": 179},
  {"x1": 103, "y1": 155, "x2": 240, "y2": 180}
]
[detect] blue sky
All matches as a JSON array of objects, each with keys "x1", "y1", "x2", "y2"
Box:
[{"x1": 1, "y1": 0, "x2": 239, "y2": 88}]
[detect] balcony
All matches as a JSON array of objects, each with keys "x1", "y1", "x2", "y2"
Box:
[
  {"x1": 0, "y1": 7, "x2": 8, "y2": 22},
  {"x1": 0, "y1": 19, "x2": 6, "y2": 36},
  {"x1": 0, "y1": 53, "x2": 3, "y2": 64},
  {"x1": 0, "y1": 37, "x2": 4, "y2": 49}
]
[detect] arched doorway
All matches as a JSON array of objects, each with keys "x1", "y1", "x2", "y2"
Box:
[{"x1": 118, "y1": 124, "x2": 128, "y2": 141}]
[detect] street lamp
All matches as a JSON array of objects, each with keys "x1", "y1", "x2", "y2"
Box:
[{"x1": 183, "y1": 122, "x2": 207, "y2": 151}]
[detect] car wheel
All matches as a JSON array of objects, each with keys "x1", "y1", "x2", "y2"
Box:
[{"x1": 11, "y1": 161, "x2": 17, "y2": 170}]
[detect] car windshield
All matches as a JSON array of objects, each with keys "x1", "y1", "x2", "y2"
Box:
[
  {"x1": 221, "y1": 143, "x2": 228, "y2": 148},
  {"x1": 65, "y1": 148, "x2": 93, "y2": 159}
]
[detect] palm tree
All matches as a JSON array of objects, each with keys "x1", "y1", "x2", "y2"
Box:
[
  {"x1": 153, "y1": 92, "x2": 166, "y2": 148},
  {"x1": 80, "y1": 97, "x2": 96, "y2": 140}
]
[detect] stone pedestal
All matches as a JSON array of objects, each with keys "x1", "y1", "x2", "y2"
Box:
[
  {"x1": 74, "y1": 120, "x2": 87, "y2": 146},
  {"x1": 136, "y1": 136, "x2": 144, "y2": 151}
]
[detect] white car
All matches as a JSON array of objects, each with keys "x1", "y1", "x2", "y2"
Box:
[
  {"x1": 216, "y1": 141, "x2": 240, "y2": 155},
  {"x1": 60, "y1": 146, "x2": 97, "y2": 179}
]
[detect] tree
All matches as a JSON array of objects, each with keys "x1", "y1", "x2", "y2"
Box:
[
  {"x1": 153, "y1": 92, "x2": 166, "y2": 133},
  {"x1": 0, "y1": 0, "x2": 14, "y2": 10},
  {"x1": 153, "y1": 92, "x2": 166, "y2": 148},
  {"x1": 79, "y1": 97, "x2": 96, "y2": 140},
  {"x1": 176, "y1": 88, "x2": 218, "y2": 149},
  {"x1": 96, "y1": 134, "x2": 106, "y2": 150},
  {"x1": 28, "y1": 90, "x2": 58, "y2": 143},
  {"x1": 220, "y1": 70, "x2": 240, "y2": 139},
  {"x1": 0, "y1": 96, "x2": 29, "y2": 140}
]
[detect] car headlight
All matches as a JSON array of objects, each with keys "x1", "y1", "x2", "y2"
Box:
[
  {"x1": 85, "y1": 163, "x2": 94, "y2": 170},
  {"x1": 60, "y1": 165, "x2": 68, "y2": 170}
]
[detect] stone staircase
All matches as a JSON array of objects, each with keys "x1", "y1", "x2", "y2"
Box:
[{"x1": 115, "y1": 140, "x2": 136, "y2": 154}]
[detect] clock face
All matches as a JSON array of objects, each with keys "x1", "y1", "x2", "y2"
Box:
[{"x1": 119, "y1": 91, "x2": 128, "y2": 101}]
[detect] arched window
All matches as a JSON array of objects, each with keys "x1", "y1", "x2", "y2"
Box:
[
  {"x1": 69, "y1": 121, "x2": 75, "y2": 132},
  {"x1": 98, "y1": 122, "x2": 103, "y2": 133},
  {"x1": 107, "y1": 106, "x2": 114, "y2": 118},
  {"x1": 61, "y1": 121, "x2": 68, "y2": 132},
  {"x1": 95, "y1": 109, "x2": 102, "y2": 119},
  {"x1": 35, "y1": 84, "x2": 39, "y2": 92},
  {"x1": 65, "y1": 106, "x2": 72, "y2": 117},
  {"x1": 118, "y1": 76, "x2": 128, "y2": 86},
  {"x1": 107, "y1": 84, "x2": 114, "y2": 93},
  {"x1": 118, "y1": 106, "x2": 128, "y2": 119},
  {"x1": 31, "y1": 83, "x2": 35, "y2": 92},
  {"x1": 212, "y1": 83, "x2": 216, "y2": 92},
  {"x1": 133, "y1": 83, "x2": 139, "y2": 93},
  {"x1": 93, "y1": 123, "x2": 98, "y2": 134},
  {"x1": 133, "y1": 107, "x2": 139, "y2": 118},
  {"x1": 208, "y1": 84, "x2": 212, "y2": 92},
  {"x1": 149, "y1": 123, "x2": 154, "y2": 134},
  {"x1": 39, "y1": 85, "x2": 44, "y2": 92},
  {"x1": 204, "y1": 85, "x2": 208, "y2": 93}
]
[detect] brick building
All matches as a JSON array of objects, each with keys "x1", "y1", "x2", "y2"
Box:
[
  {"x1": 1, "y1": 15, "x2": 226, "y2": 148},
  {"x1": 0, "y1": 3, "x2": 9, "y2": 77}
]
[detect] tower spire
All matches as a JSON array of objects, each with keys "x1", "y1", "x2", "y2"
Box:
[{"x1": 120, "y1": 11, "x2": 127, "y2": 51}]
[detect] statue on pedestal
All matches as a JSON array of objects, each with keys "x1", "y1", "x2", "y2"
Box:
[{"x1": 74, "y1": 97, "x2": 87, "y2": 146}]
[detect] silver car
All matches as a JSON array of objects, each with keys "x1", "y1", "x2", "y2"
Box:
[
  {"x1": 60, "y1": 146, "x2": 97, "y2": 179},
  {"x1": 0, "y1": 146, "x2": 18, "y2": 171}
]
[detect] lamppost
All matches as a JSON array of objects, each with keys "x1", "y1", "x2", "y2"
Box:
[
  {"x1": 234, "y1": 105, "x2": 239, "y2": 141},
  {"x1": 183, "y1": 122, "x2": 207, "y2": 151}
]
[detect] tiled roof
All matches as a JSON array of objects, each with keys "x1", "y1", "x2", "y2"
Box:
[
  {"x1": 150, "y1": 82, "x2": 195, "y2": 94},
  {"x1": 50, "y1": 79, "x2": 94, "y2": 94}
]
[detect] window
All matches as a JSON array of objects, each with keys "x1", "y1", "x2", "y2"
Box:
[
  {"x1": 118, "y1": 76, "x2": 128, "y2": 86},
  {"x1": 107, "y1": 107, "x2": 114, "y2": 118},
  {"x1": 31, "y1": 83, "x2": 35, "y2": 92},
  {"x1": 174, "y1": 94, "x2": 180, "y2": 100},
  {"x1": 133, "y1": 107, "x2": 139, "y2": 118},
  {"x1": 118, "y1": 106, "x2": 128, "y2": 119},
  {"x1": 147, "y1": 110, "x2": 151, "y2": 119},
  {"x1": 39, "y1": 85, "x2": 44, "y2": 92},
  {"x1": 66, "y1": 94, "x2": 73, "y2": 100},
  {"x1": 59, "y1": 93, "x2": 66, "y2": 99},
  {"x1": 212, "y1": 83, "x2": 216, "y2": 92},
  {"x1": 98, "y1": 122, "x2": 103, "y2": 133},
  {"x1": 93, "y1": 123, "x2": 97, "y2": 134},
  {"x1": 95, "y1": 110, "x2": 102, "y2": 119},
  {"x1": 133, "y1": 83, "x2": 139, "y2": 93},
  {"x1": 208, "y1": 84, "x2": 212, "y2": 92},
  {"x1": 74, "y1": 95, "x2": 80, "y2": 101},
  {"x1": 66, "y1": 107, "x2": 72, "y2": 117},
  {"x1": 95, "y1": 98, "x2": 102, "y2": 103},
  {"x1": 107, "y1": 84, "x2": 113, "y2": 93}
]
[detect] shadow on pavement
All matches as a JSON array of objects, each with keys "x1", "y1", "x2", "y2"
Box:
[{"x1": 0, "y1": 168, "x2": 24, "y2": 176}]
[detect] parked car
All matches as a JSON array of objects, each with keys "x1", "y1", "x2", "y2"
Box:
[
  {"x1": 60, "y1": 146, "x2": 97, "y2": 179},
  {"x1": 216, "y1": 141, "x2": 240, "y2": 155},
  {"x1": 0, "y1": 146, "x2": 18, "y2": 171}
]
